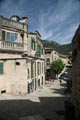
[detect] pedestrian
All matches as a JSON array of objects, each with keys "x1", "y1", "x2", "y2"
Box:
[{"x1": 59, "y1": 79, "x2": 62, "y2": 85}]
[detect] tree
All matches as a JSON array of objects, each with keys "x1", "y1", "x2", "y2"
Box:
[{"x1": 50, "y1": 59, "x2": 65, "y2": 78}]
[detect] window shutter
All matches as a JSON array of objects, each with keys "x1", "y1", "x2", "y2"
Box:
[
  {"x1": 2, "y1": 31, "x2": 5, "y2": 41},
  {"x1": 31, "y1": 39, "x2": 33, "y2": 49},
  {"x1": 35, "y1": 62, "x2": 36, "y2": 76},
  {"x1": 0, "y1": 62, "x2": 4, "y2": 74}
]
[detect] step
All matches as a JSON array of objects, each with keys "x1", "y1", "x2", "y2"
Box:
[{"x1": 20, "y1": 114, "x2": 45, "y2": 120}]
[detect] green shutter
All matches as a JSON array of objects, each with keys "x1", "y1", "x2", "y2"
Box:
[
  {"x1": 33, "y1": 41, "x2": 35, "y2": 50},
  {"x1": 31, "y1": 62, "x2": 33, "y2": 78},
  {"x1": 42, "y1": 62, "x2": 43, "y2": 73},
  {"x1": 41, "y1": 48, "x2": 43, "y2": 55},
  {"x1": 31, "y1": 39, "x2": 36, "y2": 50},
  {"x1": 0, "y1": 62, "x2": 4, "y2": 74},
  {"x1": 35, "y1": 62, "x2": 36, "y2": 77},
  {"x1": 31, "y1": 39, "x2": 33, "y2": 49}
]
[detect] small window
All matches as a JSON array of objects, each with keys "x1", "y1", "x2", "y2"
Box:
[
  {"x1": 46, "y1": 58, "x2": 50, "y2": 65},
  {"x1": 16, "y1": 62, "x2": 20, "y2": 65},
  {"x1": 0, "y1": 62, "x2": 4, "y2": 75},
  {"x1": 1, "y1": 90, "x2": 6, "y2": 94}
]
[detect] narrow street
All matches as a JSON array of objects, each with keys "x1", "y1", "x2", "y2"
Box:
[{"x1": 0, "y1": 80, "x2": 70, "y2": 120}]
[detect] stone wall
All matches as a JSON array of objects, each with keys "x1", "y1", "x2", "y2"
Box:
[
  {"x1": 0, "y1": 53, "x2": 28, "y2": 95},
  {"x1": 72, "y1": 25, "x2": 80, "y2": 118}
]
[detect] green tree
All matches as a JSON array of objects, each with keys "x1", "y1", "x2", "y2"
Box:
[{"x1": 50, "y1": 59, "x2": 65, "y2": 78}]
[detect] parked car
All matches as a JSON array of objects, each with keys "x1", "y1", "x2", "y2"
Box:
[{"x1": 59, "y1": 73, "x2": 68, "y2": 81}]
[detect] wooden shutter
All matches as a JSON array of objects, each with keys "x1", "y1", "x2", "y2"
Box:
[{"x1": 0, "y1": 62, "x2": 4, "y2": 74}]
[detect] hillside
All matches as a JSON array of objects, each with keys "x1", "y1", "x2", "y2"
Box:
[{"x1": 42, "y1": 40, "x2": 72, "y2": 55}]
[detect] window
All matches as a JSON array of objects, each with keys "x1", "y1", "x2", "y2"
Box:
[
  {"x1": 37, "y1": 45, "x2": 41, "y2": 56},
  {"x1": 6, "y1": 32, "x2": 10, "y2": 41},
  {"x1": 41, "y1": 48, "x2": 43, "y2": 55},
  {"x1": 0, "y1": 62, "x2": 4, "y2": 75},
  {"x1": 27, "y1": 68, "x2": 30, "y2": 79},
  {"x1": 46, "y1": 58, "x2": 50, "y2": 65},
  {"x1": 2, "y1": 30, "x2": 18, "y2": 42},
  {"x1": 31, "y1": 62, "x2": 35, "y2": 78},
  {"x1": 15, "y1": 62, "x2": 20, "y2": 65},
  {"x1": 31, "y1": 39, "x2": 35, "y2": 50},
  {"x1": 37, "y1": 62, "x2": 41, "y2": 75},
  {"x1": 42, "y1": 62, "x2": 44, "y2": 73},
  {"x1": 2, "y1": 31, "x2": 5, "y2": 40},
  {"x1": 35, "y1": 62, "x2": 36, "y2": 76}
]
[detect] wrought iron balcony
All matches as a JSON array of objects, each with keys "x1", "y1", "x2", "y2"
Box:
[{"x1": 0, "y1": 40, "x2": 27, "y2": 52}]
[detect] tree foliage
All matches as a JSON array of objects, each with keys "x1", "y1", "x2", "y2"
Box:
[{"x1": 50, "y1": 59, "x2": 65, "y2": 75}]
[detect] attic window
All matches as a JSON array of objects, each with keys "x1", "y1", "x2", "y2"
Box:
[{"x1": 16, "y1": 62, "x2": 20, "y2": 65}]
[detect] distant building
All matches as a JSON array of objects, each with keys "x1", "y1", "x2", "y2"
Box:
[
  {"x1": 27, "y1": 31, "x2": 45, "y2": 93},
  {"x1": 72, "y1": 24, "x2": 80, "y2": 119},
  {"x1": 44, "y1": 48, "x2": 59, "y2": 80},
  {"x1": 0, "y1": 15, "x2": 45, "y2": 95},
  {"x1": 59, "y1": 54, "x2": 69, "y2": 65}
]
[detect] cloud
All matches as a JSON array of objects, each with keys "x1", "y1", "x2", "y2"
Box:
[
  {"x1": 0, "y1": 0, "x2": 80, "y2": 44},
  {"x1": 37, "y1": 0, "x2": 80, "y2": 44},
  {"x1": 0, "y1": 0, "x2": 27, "y2": 17}
]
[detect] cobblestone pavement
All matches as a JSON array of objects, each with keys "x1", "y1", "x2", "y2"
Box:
[{"x1": 0, "y1": 80, "x2": 70, "y2": 120}]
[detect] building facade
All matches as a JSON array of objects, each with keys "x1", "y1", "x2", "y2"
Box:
[
  {"x1": 72, "y1": 24, "x2": 80, "y2": 119},
  {"x1": 44, "y1": 48, "x2": 59, "y2": 80},
  {"x1": 59, "y1": 54, "x2": 69, "y2": 65},
  {"x1": 0, "y1": 15, "x2": 45, "y2": 95},
  {"x1": 27, "y1": 31, "x2": 45, "y2": 93}
]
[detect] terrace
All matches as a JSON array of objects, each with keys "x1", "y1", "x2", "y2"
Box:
[{"x1": 0, "y1": 16, "x2": 24, "y2": 30}]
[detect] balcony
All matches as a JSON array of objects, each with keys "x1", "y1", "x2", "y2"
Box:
[
  {"x1": 0, "y1": 40, "x2": 27, "y2": 52},
  {"x1": 0, "y1": 17, "x2": 24, "y2": 30}
]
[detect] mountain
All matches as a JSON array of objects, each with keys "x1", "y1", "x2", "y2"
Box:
[
  {"x1": 58, "y1": 43, "x2": 72, "y2": 55},
  {"x1": 42, "y1": 40, "x2": 72, "y2": 55}
]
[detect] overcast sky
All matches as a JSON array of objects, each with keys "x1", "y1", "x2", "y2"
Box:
[{"x1": 0, "y1": 0, "x2": 80, "y2": 44}]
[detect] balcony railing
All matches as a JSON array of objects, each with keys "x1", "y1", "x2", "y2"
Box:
[
  {"x1": 0, "y1": 17, "x2": 24, "y2": 30},
  {"x1": 0, "y1": 40, "x2": 27, "y2": 52}
]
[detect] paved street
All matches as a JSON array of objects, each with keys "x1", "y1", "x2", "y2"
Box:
[{"x1": 0, "y1": 80, "x2": 70, "y2": 120}]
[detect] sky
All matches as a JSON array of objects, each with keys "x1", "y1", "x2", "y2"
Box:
[{"x1": 0, "y1": 0, "x2": 80, "y2": 44}]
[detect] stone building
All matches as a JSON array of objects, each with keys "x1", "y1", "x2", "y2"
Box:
[
  {"x1": 0, "y1": 15, "x2": 45, "y2": 95},
  {"x1": 27, "y1": 31, "x2": 45, "y2": 93},
  {"x1": 44, "y1": 48, "x2": 59, "y2": 80},
  {"x1": 72, "y1": 24, "x2": 80, "y2": 119},
  {"x1": 59, "y1": 54, "x2": 69, "y2": 65}
]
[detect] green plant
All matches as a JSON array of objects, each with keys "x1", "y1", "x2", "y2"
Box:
[{"x1": 50, "y1": 59, "x2": 65, "y2": 78}]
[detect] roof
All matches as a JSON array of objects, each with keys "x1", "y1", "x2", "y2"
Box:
[
  {"x1": 72, "y1": 24, "x2": 80, "y2": 43},
  {"x1": 45, "y1": 48, "x2": 55, "y2": 52},
  {"x1": 59, "y1": 54, "x2": 68, "y2": 58}
]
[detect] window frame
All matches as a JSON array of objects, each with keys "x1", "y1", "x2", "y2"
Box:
[{"x1": 2, "y1": 30, "x2": 18, "y2": 42}]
